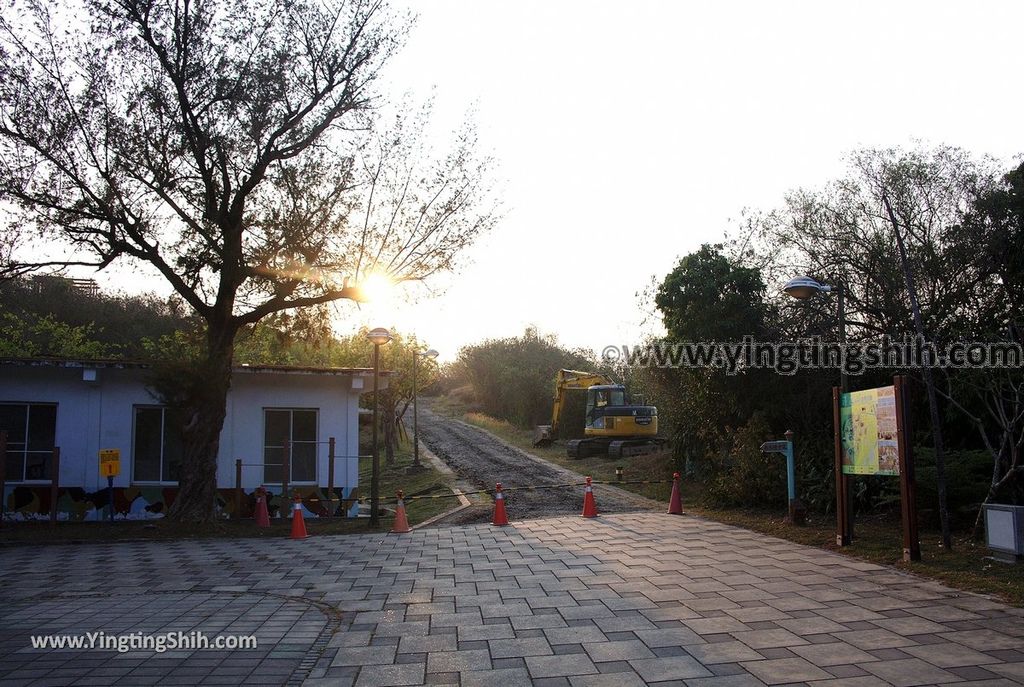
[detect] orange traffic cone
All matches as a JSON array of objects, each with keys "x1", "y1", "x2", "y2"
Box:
[
  {"x1": 492, "y1": 483, "x2": 509, "y2": 526},
  {"x1": 581, "y1": 476, "x2": 598, "y2": 518},
  {"x1": 667, "y1": 472, "x2": 683, "y2": 515},
  {"x1": 290, "y1": 493, "x2": 308, "y2": 539},
  {"x1": 392, "y1": 490, "x2": 411, "y2": 534},
  {"x1": 255, "y1": 486, "x2": 270, "y2": 528}
]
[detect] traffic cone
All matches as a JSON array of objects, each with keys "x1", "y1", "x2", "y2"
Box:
[
  {"x1": 581, "y1": 476, "x2": 598, "y2": 518},
  {"x1": 667, "y1": 472, "x2": 683, "y2": 515},
  {"x1": 392, "y1": 490, "x2": 411, "y2": 534},
  {"x1": 492, "y1": 483, "x2": 509, "y2": 526},
  {"x1": 290, "y1": 493, "x2": 308, "y2": 540},
  {"x1": 255, "y1": 486, "x2": 270, "y2": 528}
]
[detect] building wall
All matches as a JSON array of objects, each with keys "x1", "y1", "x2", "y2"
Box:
[{"x1": 1, "y1": 364, "x2": 371, "y2": 520}]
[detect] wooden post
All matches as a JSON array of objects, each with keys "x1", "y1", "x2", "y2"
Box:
[
  {"x1": 327, "y1": 437, "x2": 336, "y2": 518},
  {"x1": 49, "y1": 446, "x2": 60, "y2": 527},
  {"x1": 833, "y1": 387, "x2": 851, "y2": 546},
  {"x1": 234, "y1": 458, "x2": 243, "y2": 519},
  {"x1": 0, "y1": 430, "x2": 7, "y2": 529},
  {"x1": 894, "y1": 375, "x2": 921, "y2": 562},
  {"x1": 282, "y1": 439, "x2": 290, "y2": 518}
]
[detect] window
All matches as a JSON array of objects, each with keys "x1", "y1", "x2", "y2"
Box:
[
  {"x1": 264, "y1": 409, "x2": 318, "y2": 484},
  {"x1": 132, "y1": 407, "x2": 183, "y2": 483},
  {"x1": 0, "y1": 403, "x2": 57, "y2": 482}
]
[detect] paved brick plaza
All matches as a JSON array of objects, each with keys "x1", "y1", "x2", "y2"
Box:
[{"x1": 1, "y1": 512, "x2": 1022, "y2": 686}]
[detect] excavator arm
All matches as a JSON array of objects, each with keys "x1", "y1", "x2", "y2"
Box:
[{"x1": 533, "y1": 369, "x2": 614, "y2": 446}]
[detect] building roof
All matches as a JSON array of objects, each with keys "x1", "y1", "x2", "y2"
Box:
[{"x1": 0, "y1": 357, "x2": 394, "y2": 377}]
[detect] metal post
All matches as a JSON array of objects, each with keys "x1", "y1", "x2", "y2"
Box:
[
  {"x1": 833, "y1": 388, "x2": 851, "y2": 545},
  {"x1": 783, "y1": 430, "x2": 796, "y2": 504},
  {"x1": 108, "y1": 475, "x2": 114, "y2": 523},
  {"x1": 282, "y1": 439, "x2": 290, "y2": 518},
  {"x1": 49, "y1": 446, "x2": 60, "y2": 527},
  {"x1": 894, "y1": 375, "x2": 921, "y2": 561},
  {"x1": 327, "y1": 437, "x2": 335, "y2": 518},
  {"x1": 371, "y1": 343, "x2": 381, "y2": 527},
  {"x1": 837, "y1": 285, "x2": 854, "y2": 541},
  {"x1": 0, "y1": 430, "x2": 6, "y2": 529},
  {"x1": 837, "y1": 286, "x2": 847, "y2": 394},
  {"x1": 783, "y1": 429, "x2": 805, "y2": 525},
  {"x1": 412, "y1": 351, "x2": 420, "y2": 468},
  {"x1": 235, "y1": 458, "x2": 243, "y2": 519}
]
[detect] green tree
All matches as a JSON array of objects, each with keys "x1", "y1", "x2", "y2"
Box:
[
  {"x1": 0, "y1": 0, "x2": 497, "y2": 521},
  {"x1": 654, "y1": 244, "x2": 771, "y2": 342},
  {"x1": 0, "y1": 276, "x2": 189, "y2": 358},
  {"x1": 644, "y1": 245, "x2": 786, "y2": 497},
  {"x1": 0, "y1": 312, "x2": 110, "y2": 358}
]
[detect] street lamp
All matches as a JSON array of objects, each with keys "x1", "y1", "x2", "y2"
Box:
[
  {"x1": 784, "y1": 275, "x2": 851, "y2": 545},
  {"x1": 366, "y1": 327, "x2": 392, "y2": 527},
  {"x1": 412, "y1": 348, "x2": 439, "y2": 470},
  {"x1": 782, "y1": 275, "x2": 847, "y2": 393}
]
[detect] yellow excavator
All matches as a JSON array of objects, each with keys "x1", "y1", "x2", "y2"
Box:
[{"x1": 533, "y1": 369, "x2": 664, "y2": 459}]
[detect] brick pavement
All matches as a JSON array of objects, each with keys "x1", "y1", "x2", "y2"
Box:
[{"x1": 0, "y1": 512, "x2": 1022, "y2": 685}]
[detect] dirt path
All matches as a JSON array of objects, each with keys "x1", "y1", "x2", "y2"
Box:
[{"x1": 417, "y1": 406, "x2": 661, "y2": 525}]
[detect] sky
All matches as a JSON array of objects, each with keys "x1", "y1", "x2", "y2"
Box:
[{"x1": 89, "y1": 1, "x2": 1024, "y2": 361}]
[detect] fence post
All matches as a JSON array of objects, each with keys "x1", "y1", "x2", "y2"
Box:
[
  {"x1": 49, "y1": 446, "x2": 60, "y2": 527},
  {"x1": 235, "y1": 458, "x2": 243, "y2": 519},
  {"x1": 327, "y1": 437, "x2": 335, "y2": 518},
  {"x1": 0, "y1": 430, "x2": 6, "y2": 528},
  {"x1": 282, "y1": 439, "x2": 290, "y2": 518}
]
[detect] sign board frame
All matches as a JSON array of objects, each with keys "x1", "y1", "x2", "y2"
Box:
[{"x1": 832, "y1": 376, "x2": 919, "y2": 561}]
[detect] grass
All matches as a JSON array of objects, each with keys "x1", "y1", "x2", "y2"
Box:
[
  {"x1": 0, "y1": 432, "x2": 457, "y2": 545},
  {"x1": 444, "y1": 401, "x2": 1024, "y2": 607},
  {"x1": 357, "y1": 435, "x2": 459, "y2": 525}
]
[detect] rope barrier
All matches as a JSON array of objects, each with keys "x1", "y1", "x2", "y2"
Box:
[{"x1": 374, "y1": 479, "x2": 676, "y2": 503}]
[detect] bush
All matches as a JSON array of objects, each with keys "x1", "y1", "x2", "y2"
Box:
[
  {"x1": 703, "y1": 412, "x2": 788, "y2": 509},
  {"x1": 914, "y1": 447, "x2": 995, "y2": 528},
  {"x1": 448, "y1": 328, "x2": 597, "y2": 429}
]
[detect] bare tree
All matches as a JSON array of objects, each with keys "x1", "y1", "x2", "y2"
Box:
[{"x1": 0, "y1": 0, "x2": 498, "y2": 520}]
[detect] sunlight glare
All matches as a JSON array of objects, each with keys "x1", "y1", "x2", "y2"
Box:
[{"x1": 360, "y1": 272, "x2": 395, "y2": 305}]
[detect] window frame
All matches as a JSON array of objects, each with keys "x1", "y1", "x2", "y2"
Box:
[
  {"x1": 130, "y1": 405, "x2": 181, "y2": 485},
  {"x1": 0, "y1": 401, "x2": 57, "y2": 484},
  {"x1": 263, "y1": 407, "x2": 320, "y2": 485}
]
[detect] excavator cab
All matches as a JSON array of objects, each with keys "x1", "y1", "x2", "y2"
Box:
[
  {"x1": 583, "y1": 385, "x2": 657, "y2": 439},
  {"x1": 585, "y1": 385, "x2": 627, "y2": 424}
]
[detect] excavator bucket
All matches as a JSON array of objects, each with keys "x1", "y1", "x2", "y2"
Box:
[{"x1": 533, "y1": 425, "x2": 554, "y2": 447}]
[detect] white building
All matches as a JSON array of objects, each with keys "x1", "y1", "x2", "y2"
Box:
[{"x1": 0, "y1": 358, "x2": 387, "y2": 520}]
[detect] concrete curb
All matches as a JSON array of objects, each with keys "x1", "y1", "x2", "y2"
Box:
[{"x1": 410, "y1": 441, "x2": 476, "y2": 530}]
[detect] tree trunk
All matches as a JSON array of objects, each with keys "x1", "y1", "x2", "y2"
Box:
[
  {"x1": 883, "y1": 194, "x2": 953, "y2": 549},
  {"x1": 166, "y1": 324, "x2": 236, "y2": 522}
]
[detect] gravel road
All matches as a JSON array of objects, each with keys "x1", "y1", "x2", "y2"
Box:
[{"x1": 417, "y1": 406, "x2": 661, "y2": 524}]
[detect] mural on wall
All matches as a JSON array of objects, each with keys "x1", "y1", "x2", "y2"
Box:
[{"x1": 1, "y1": 485, "x2": 363, "y2": 521}]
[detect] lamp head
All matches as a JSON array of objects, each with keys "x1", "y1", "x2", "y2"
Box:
[
  {"x1": 366, "y1": 327, "x2": 392, "y2": 346},
  {"x1": 783, "y1": 275, "x2": 831, "y2": 300},
  {"x1": 421, "y1": 349, "x2": 439, "y2": 359}
]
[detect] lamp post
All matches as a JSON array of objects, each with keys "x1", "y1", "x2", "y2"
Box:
[
  {"x1": 783, "y1": 275, "x2": 851, "y2": 545},
  {"x1": 412, "y1": 348, "x2": 439, "y2": 470},
  {"x1": 366, "y1": 327, "x2": 392, "y2": 527}
]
